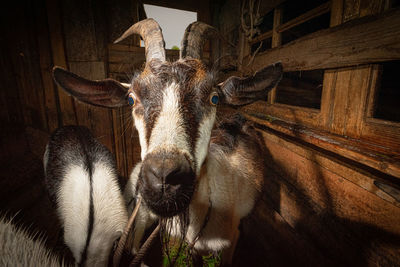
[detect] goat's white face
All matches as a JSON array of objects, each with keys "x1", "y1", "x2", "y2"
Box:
[
  {"x1": 52, "y1": 19, "x2": 282, "y2": 218},
  {"x1": 127, "y1": 59, "x2": 218, "y2": 217},
  {"x1": 130, "y1": 59, "x2": 217, "y2": 171}
]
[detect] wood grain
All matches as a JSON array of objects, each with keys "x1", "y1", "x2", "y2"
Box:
[
  {"x1": 242, "y1": 113, "x2": 400, "y2": 178},
  {"x1": 244, "y1": 7, "x2": 400, "y2": 73},
  {"x1": 46, "y1": 0, "x2": 77, "y2": 125}
]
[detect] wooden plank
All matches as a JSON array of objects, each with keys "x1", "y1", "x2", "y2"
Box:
[
  {"x1": 108, "y1": 45, "x2": 180, "y2": 77},
  {"x1": 242, "y1": 114, "x2": 400, "y2": 178},
  {"x1": 329, "y1": 68, "x2": 353, "y2": 135},
  {"x1": 319, "y1": 0, "x2": 344, "y2": 133},
  {"x1": 112, "y1": 107, "x2": 128, "y2": 179},
  {"x1": 46, "y1": 0, "x2": 77, "y2": 125},
  {"x1": 105, "y1": 0, "x2": 140, "y2": 45},
  {"x1": 6, "y1": 2, "x2": 49, "y2": 132},
  {"x1": 330, "y1": 0, "x2": 344, "y2": 26},
  {"x1": 258, "y1": 0, "x2": 287, "y2": 17},
  {"x1": 241, "y1": 101, "x2": 321, "y2": 128},
  {"x1": 261, "y1": 134, "x2": 400, "y2": 265},
  {"x1": 276, "y1": 2, "x2": 332, "y2": 33},
  {"x1": 362, "y1": 119, "x2": 400, "y2": 152},
  {"x1": 262, "y1": 164, "x2": 400, "y2": 265},
  {"x1": 268, "y1": 6, "x2": 283, "y2": 104},
  {"x1": 25, "y1": 127, "x2": 49, "y2": 159},
  {"x1": 260, "y1": 127, "x2": 400, "y2": 207},
  {"x1": 319, "y1": 69, "x2": 337, "y2": 130},
  {"x1": 0, "y1": 42, "x2": 24, "y2": 126},
  {"x1": 249, "y1": 30, "x2": 272, "y2": 45},
  {"x1": 34, "y1": 1, "x2": 60, "y2": 133},
  {"x1": 244, "y1": 7, "x2": 400, "y2": 73},
  {"x1": 236, "y1": 197, "x2": 334, "y2": 267}
]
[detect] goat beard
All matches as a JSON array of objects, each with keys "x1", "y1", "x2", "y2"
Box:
[{"x1": 160, "y1": 209, "x2": 190, "y2": 266}]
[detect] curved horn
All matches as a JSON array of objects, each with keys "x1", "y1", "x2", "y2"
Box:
[
  {"x1": 114, "y1": 19, "x2": 166, "y2": 62},
  {"x1": 180, "y1": 21, "x2": 218, "y2": 59}
]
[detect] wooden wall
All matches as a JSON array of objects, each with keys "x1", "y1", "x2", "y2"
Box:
[
  {"x1": 217, "y1": 0, "x2": 400, "y2": 266},
  {"x1": 1, "y1": 0, "x2": 148, "y2": 180}
]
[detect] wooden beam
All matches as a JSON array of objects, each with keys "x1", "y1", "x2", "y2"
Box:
[
  {"x1": 249, "y1": 30, "x2": 272, "y2": 45},
  {"x1": 240, "y1": 111, "x2": 400, "y2": 178},
  {"x1": 244, "y1": 7, "x2": 400, "y2": 73},
  {"x1": 276, "y1": 2, "x2": 331, "y2": 33}
]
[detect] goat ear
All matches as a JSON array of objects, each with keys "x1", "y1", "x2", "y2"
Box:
[
  {"x1": 52, "y1": 67, "x2": 129, "y2": 108},
  {"x1": 219, "y1": 62, "x2": 283, "y2": 106}
]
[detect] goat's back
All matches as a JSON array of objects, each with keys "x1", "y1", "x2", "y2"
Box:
[{"x1": 43, "y1": 126, "x2": 127, "y2": 266}]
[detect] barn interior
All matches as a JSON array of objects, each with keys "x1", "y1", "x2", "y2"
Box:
[{"x1": 1, "y1": 0, "x2": 400, "y2": 266}]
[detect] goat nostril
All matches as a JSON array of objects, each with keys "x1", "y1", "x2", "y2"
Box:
[{"x1": 164, "y1": 168, "x2": 183, "y2": 186}]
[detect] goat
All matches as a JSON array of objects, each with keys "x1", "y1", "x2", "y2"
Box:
[
  {"x1": 0, "y1": 216, "x2": 70, "y2": 266},
  {"x1": 43, "y1": 125, "x2": 128, "y2": 266},
  {"x1": 51, "y1": 19, "x2": 282, "y2": 265}
]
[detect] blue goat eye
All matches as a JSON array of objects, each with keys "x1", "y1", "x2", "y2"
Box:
[
  {"x1": 210, "y1": 93, "x2": 219, "y2": 105},
  {"x1": 128, "y1": 93, "x2": 135, "y2": 106}
]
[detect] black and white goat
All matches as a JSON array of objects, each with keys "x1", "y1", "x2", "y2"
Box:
[
  {"x1": 43, "y1": 126, "x2": 128, "y2": 266},
  {"x1": 52, "y1": 19, "x2": 282, "y2": 265}
]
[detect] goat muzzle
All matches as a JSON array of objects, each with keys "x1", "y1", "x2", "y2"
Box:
[{"x1": 139, "y1": 153, "x2": 195, "y2": 217}]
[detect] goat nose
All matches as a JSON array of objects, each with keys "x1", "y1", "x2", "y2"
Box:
[{"x1": 142, "y1": 154, "x2": 193, "y2": 192}]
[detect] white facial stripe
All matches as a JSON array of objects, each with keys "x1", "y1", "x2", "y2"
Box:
[
  {"x1": 194, "y1": 111, "x2": 216, "y2": 174},
  {"x1": 148, "y1": 83, "x2": 191, "y2": 157},
  {"x1": 133, "y1": 115, "x2": 148, "y2": 160}
]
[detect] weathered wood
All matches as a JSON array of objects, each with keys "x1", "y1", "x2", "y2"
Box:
[
  {"x1": 112, "y1": 107, "x2": 129, "y2": 179},
  {"x1": 242, "y1": 113, "x2": 400, "y2": 178},
  {"x1": 46, "y1": 0, "x2": 77, "y2": 125},
  {"x1": 258, "y1": 0, "x2": 287, "y2": 17},
  {"x1": 268, "y1": 6, "x2": 283, "y2": 104},
  {"x1": 108, "y1": 44, "x2": 180, "y2": 76},
  {"x1": 25, "y1": 126, "x2": 49, "y2": 159},
  {"x1": 6, "y1": 2, "x2": 49, "y2": 132},
  {"x1": 330, "y1": 0, "x2": 344, "y2": 26},
  {"x1": 259, "y1": 126, "x2": 400, "y2": 206},
  {"x1": 249, "y1": 30, "x2": 272, "y2": 45},
  {"x1": 241, "y1": 101, "x2": 321, "y2": 129},
  {"x1": 276, "y1": 2, "x2": 331, "y2": 33},
  {"x1": 275, "y1": 76, "x2": 323, "y2": 108},
  {"x1": 244, "y1": 7, "x2": 400, "y2": 73},
  {"x1": 0, "y1": 42, "x2": 24, "y2": 126},
  {"x1": 34, "y1": 1, "x2": 60, "y2": 133},
  {"x1": 262, "y1": 163, "x2": 400, "y2": 266},
  {"x1": 361, "y1": 118, "x2": 400, "y2": 153},
  {"x1": 236, "y1": 197, "x2": 335, "y2": 267}
]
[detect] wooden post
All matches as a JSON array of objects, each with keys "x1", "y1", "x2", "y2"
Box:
[
  {"x1": 268, "y1": 6, "x2": 283, "y2": 104},
  {"x1": 46, "y1": 0, "x2": 77, "y2": 126},
  {"x1": 322, "y1": 0, "x2": 387, "y2": 136}
]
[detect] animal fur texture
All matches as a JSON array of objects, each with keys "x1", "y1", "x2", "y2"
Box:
[
  {"x1": 0, "y1": 216, "x2": 71, "y2": 267},
  {"x1": 44, "y1": 126, "x2": 128, "y2": 266}
]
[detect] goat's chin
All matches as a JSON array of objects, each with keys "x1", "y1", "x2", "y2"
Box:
[{"x1": 141, "y1": 186, "x2": 194, "y2": 218}]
